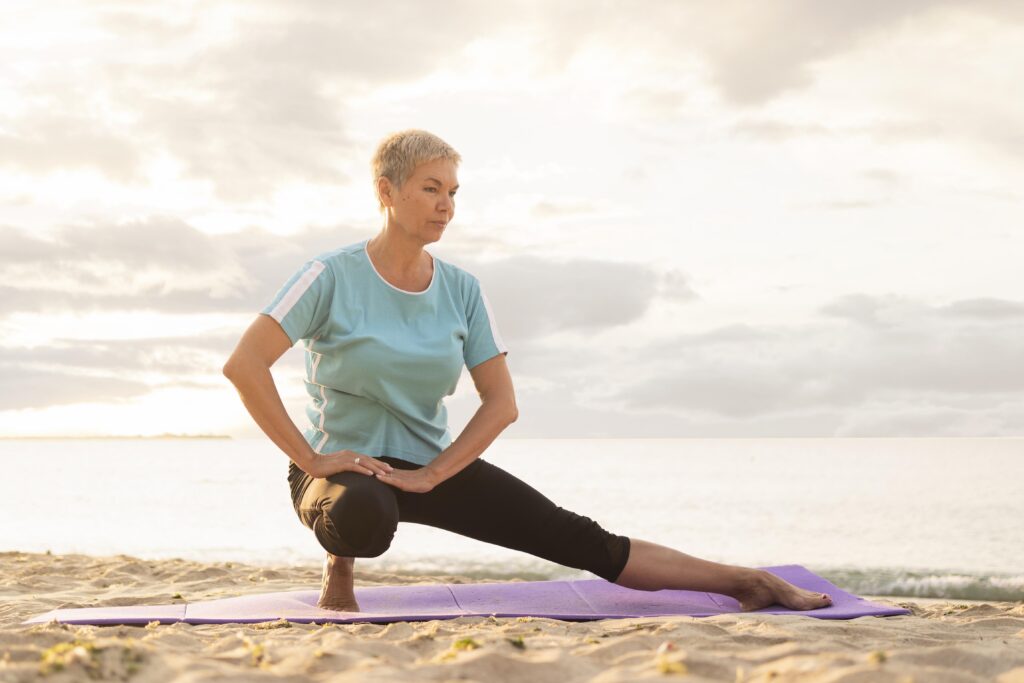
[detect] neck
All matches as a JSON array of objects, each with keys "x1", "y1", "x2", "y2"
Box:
[{"x1": 367, "y1": 227, "x2": 429, "y2": 275}]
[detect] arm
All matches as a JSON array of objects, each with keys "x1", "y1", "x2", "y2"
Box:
[
  {"x1": 222, "y1": 314, "x2": 393, "y2": 479},
  {"x1": 376, "y1": 352, "x2": 517, "y2": 492}
]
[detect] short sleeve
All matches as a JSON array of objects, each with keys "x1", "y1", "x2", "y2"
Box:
[
  {"x1": 260, "y1": 259, "x2": 334, "y2": 345},
  {"x1": 463, "y1": 276, "x2": 509, "y2": 370}
]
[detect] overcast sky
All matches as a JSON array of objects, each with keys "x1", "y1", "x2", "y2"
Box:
[{"x1": 1, "y1": 0, "x2": 1022, "y2": 438}]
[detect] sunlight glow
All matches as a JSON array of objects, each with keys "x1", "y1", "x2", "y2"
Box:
[{"x1": 0, "y1": 312, "x2": 251, "y2": 347}]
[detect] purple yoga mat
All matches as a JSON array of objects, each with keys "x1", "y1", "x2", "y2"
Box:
[{"x1": 23, "y1": 564, "x2": 910, "y2": 626}]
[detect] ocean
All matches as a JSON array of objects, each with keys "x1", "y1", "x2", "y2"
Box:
[{"x1": 1, "y1": 437, "x2": 1021, "y2": 602}]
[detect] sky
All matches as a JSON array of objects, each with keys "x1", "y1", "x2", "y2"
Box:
[{"x1": 1, "y1": 0, "x2": 1022, "y2": 438}]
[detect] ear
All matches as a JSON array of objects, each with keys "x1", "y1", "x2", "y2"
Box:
[{"x1": 377, "y1": 176, "x2": 395, "y2": 208}]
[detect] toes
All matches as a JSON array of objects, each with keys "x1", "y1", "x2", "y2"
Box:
[
  {"x1": 782, "y1": 587, "x2": 832, "y2": 610},
  {"x1": 807, "y1": 592, "x2": 832, "y2": 609}
]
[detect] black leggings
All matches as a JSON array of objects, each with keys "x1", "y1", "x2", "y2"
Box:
[{"x1": 287, "y1": 456, "x2": 632, "y2": 583}]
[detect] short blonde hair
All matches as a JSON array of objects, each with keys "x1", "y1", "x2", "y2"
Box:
[{"x1": 371, "y1": 129, "x2": 461, "y2": 213}]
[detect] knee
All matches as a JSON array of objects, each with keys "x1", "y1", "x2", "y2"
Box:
[
  {"x1": 547, "y1": 508, "x2": 631, "y2": 583},
  {"x1": 317, "y1": 485, "x2": 398, "y2": 558}
]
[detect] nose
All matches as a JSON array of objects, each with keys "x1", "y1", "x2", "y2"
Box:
[{"x1": 436, "y1": 197, "x2": 453, "y2": 218}]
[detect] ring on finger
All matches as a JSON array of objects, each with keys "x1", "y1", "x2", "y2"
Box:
[{"x1": 354, "y1": 457, "x2": 360, "y2": 465}]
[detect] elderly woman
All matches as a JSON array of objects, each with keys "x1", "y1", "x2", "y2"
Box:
[{"x1": 223, "y1": 129, "x2": 832, "y2": 613}]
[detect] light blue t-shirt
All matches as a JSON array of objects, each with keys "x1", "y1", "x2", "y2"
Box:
[{"x1": 260, "y1": 238, "x2": 508, "y2": 466}]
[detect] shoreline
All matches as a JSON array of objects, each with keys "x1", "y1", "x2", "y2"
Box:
[{"x1": 2, "y1": 551, "x2": 1022, "y2": 681}]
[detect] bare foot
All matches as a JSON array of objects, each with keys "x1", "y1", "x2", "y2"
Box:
[
  {"x1": 317, "y1": 553, "x2": 360, "y2": 612},
  {"x1": 731, "y1": 569, "x2": 833, "y2": 612}
]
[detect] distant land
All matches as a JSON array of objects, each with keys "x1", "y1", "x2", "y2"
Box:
[{"x1": 0, "y1": 434, "x2": 232, "y2": 440}]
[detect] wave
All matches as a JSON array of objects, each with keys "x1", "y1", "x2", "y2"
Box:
[{"x1": 818, "y1": 566, "x2": 1024, "y2": 603}]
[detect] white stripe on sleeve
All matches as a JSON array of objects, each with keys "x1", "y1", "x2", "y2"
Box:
[
  {"x1": 269, "y1": 260, "x2": 326, "y2": 322},
  {"x1": 479, "y1": 284, "x2": 508, "y2": 353}
]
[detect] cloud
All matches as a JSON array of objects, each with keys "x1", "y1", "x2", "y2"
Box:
[
  {"x1": 686, "y1": 0, "x2": 1024, "y2": 106},
  {"x1": 0, "y1": 113, "x2": 145, "y2": 183},
  {"x1": 714, "y1": 6, "x2": 1024, "y2": 171},
  {"x1": 730, "y1": 117, "x2": 946, "y2": 145},
  {"x1": 0, "y1": 219, "x2": 687, "y2": 414},
  {"x1": 0, "y1": 1, "x2": 502, "y2": 199},
  {"x1": 0, "y1": 224, "x2": 60, "y2": 261},
  {"x1": 0, "y1": 220, "x2": 366, "y2": 315},
  {"x1": 453, "y1": 255, "x2": 665, "y2": 344},
  {"x1": 937, "y1": 298, "x2": 1024, "y2": 320},
  {"x1": 3, "y1": 0, "x2": 1020, "y2": 202},
  {"x1": 0, "y1": 221, "x2": 683, "y2": 330},
  {"x1": 0, "y1": 333, "x2": 238, "y2": 378},
  {"x1": 621, "y1": 86, "x2": 688, "y2": 119},
  {"x1": 584, "y1": 294, "x2": 1024, "y2": 432},
  {"x1": 819, "y1": 294, "x2": 912, "y2": 328},
  {"x1": 525, "y1": 1, "x2": 984, "y2": 109},
  {"x1": 0, "y1": 366, "x2": 150, "y2": 410}
]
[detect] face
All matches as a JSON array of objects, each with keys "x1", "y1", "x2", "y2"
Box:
[{"x1": 380, "y1": 157, "x2": 459, "y2": 244}]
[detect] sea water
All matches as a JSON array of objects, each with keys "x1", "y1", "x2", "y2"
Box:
[{"x1": 1, "y1": 437, "x2": 1021, "y2": 601}]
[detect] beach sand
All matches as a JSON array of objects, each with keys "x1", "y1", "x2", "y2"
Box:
[{"x1": 1, "y1": 551, "x2": 1022, "y2": 682}]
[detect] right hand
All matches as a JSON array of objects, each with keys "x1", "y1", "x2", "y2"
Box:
[{"x1": 303, "y1": 450, "x2": 395, "y2": 479}]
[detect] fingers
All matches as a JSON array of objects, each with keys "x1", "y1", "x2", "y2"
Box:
[
  {"x1": 343, "y1": 462, "x2": 384, "y2": 478},
  {"x1": 319, "y1": 450, "x2": 396, "y2": 478},
  {"x1": 375, "y1": 471, "x2": 412, "y2": 490},
  {"x1": 373, "y1": 457, "x2": 396, "y2": 474},
  {"x1": 349, "y1": 453, "x2": 394, "y2": 477},
  {"x1": 375, "y1": 470, "x2": 431, "y2": 494},
  {"x1": 375, "y1": 471, "x2": 409, "y2": 491}
]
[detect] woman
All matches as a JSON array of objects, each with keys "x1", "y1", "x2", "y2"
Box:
[{"x1": 223, "y1": 129, "x2": 833, "y2": 613}]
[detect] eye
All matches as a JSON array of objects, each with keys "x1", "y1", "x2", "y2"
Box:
[
  {"x1": 449, "y1": 191, "x2": 457, "y2": 197},
  {"x1": 424, "y1": 187, "x2": 437, "y2": 192}
]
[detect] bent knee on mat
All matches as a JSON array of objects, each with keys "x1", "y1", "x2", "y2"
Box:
[
  {"x1": 317, "y1": 522, "x2": 394, "y2": 558},
  {"x1": 305, "y1": 477, "x2": 399, "y2": 558}
]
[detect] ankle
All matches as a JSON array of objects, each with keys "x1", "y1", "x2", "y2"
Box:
[
  {"x1": 729, "y1": 567, "x2": 769, "y2": 596},
  {"x1": 325, "y1": 554, "x2": 355, "y2": 572}
]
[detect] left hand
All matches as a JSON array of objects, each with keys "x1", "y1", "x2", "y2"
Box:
[{"x1": 375, "y1": 467, "x2": 438, "y2": 493}]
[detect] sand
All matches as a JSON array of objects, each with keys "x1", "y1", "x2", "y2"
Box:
[{"x1": 1, "y1": 551, "x2": 1023, "y2": 682}]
